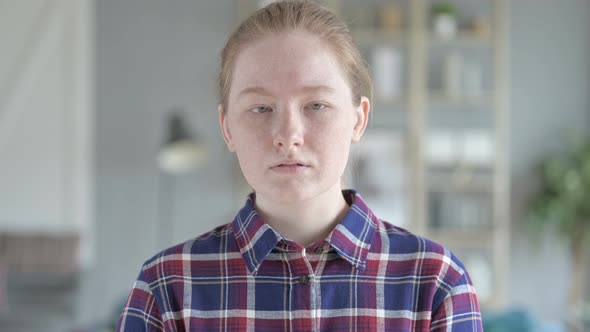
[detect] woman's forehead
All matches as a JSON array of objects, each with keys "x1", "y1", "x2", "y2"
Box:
[{"x1": 230, "y1": 32, "x2": 350, "y2": 99}]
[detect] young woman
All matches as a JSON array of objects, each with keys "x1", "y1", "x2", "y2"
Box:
[{"x1": 117, "y1": 1, "x2": 483, "y2": 331}]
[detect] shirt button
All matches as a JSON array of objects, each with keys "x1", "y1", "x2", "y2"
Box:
[
  {"x1": 314, "y1": 247, "x2": 323, "y2": 254},
  {"x1": 299, "y1": 275, "x2": 310, "y2": 285}
]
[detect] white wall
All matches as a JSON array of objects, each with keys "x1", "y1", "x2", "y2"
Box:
[
  {"x1": 0, "y1": 0, "x2": 94, "y2": 257},
  {"x1": 509, "y1": 0, "x2": 590, "y2": 321},
  {"x1": 82, "y1": 0, "x2": 237, "y2": 322}
]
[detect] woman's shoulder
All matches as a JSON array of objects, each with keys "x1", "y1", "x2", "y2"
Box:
[
  {"x1": 374, "y1": 219, "x2": 466, "y2": 271},
  {"x1": 372, "y1": 219, "x2": 472, "y2": 296},
  {"x1": 139, "y1": 223, "x2": 237, "y2": 277}
]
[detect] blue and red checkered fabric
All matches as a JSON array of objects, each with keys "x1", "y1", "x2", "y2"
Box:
[{"x1": 118, "y1": 190, "x2": 482, "y2": 331}]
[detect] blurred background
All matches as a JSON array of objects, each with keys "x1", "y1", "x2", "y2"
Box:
[{"x1": 1, "y1": 0, "x2": 589, "y2": 331}]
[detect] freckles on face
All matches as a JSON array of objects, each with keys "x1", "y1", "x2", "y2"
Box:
[{"x1": 222, "y1": 31, "x2": 365, "y2": 202}]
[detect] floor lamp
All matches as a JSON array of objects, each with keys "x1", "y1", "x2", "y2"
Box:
[{"x1": 156, "y1": 110, "x2": 206, "y2": 249}]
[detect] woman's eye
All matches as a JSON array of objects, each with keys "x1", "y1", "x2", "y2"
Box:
[
  {"x1": 252, "y1": 106, "x2": 272, "y2": 113},
  {"x1": 309, "y1": 103, "x2": 326, "y2": 111}
]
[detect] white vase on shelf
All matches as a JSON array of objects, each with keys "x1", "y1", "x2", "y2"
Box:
[
  {"x1": 444, "y1": 52, "x2": 463, "y2": 98},
  {"x1": 433, "y1": 13, "x2": 457, "y2": 40},
  {"x1": 372, "y1": 46, "x2": 403, "y2": 101},
  {"x1": 462, "y1": 61, "x2": 484, "y2": 97}
]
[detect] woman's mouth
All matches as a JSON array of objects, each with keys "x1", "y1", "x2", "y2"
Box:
[{"x1": 272, "y1": 160, "x2": 309, "y2": 174}]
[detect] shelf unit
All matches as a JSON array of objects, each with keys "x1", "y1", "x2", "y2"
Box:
[{"x1": 235, "y1": 0, "x2": 510, "y2": 309}]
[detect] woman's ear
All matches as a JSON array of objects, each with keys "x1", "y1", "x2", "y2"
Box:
[
  {"x1": 351, "y1": 96, "x2": 370, "y2": 143},
  {"x1": 218, "y1": 105, "x2": 235, "y2": 152}
]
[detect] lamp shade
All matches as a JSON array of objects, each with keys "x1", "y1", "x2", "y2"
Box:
[{"x1": 157, "y1": 112, "x2": 206, "y2": 174}]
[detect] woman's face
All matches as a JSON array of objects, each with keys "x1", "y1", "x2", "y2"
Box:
[{"x1": 220, "y1": 31, "x2": 369, "y2": 204}]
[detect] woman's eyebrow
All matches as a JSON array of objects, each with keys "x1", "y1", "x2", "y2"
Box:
[
  {"x1": 237, "y1": 86, "x2": 272, "y2": 99},
  {"x1": 237, "y1": 85, "x2": 337, "y2": 100},
  {"x1": 301, "y1": 85, "x2": 336, "y2": 94}
]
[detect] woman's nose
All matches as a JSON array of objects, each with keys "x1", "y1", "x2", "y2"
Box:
[{"x1": 272, "y1": 109, "x2": 304, "y2": 150}]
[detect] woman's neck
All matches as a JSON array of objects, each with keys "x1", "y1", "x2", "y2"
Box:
[{"x1": 254, "y1": 186, "x2": 350, "y2": 247}]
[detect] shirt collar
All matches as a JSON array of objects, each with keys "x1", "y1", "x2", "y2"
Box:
[
  {"x1": 231, "y1": 190, "x2": 378, "y2": 275},
  {"x1": 230, "y1": 194, "x2": 282, "y2": 275},
  {"x1": 325, "y1": 190, "x2": 377, "y2": 271}
]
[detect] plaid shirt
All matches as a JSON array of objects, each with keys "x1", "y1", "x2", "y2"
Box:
[{"x1": 118, "y1": 190, "x2": 482, "y2": 331}]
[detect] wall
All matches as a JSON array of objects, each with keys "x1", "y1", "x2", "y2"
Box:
[
  {"x1": 0, "y1": 1, "x2": 93, "y2": 330},
  {"x1": 85, "y1": 0, "x2": 590, "y2": 324},
  {"x1": 509, "y1": 0, "x2": 590, "y2": 321},
  {"x1": 81, "y1": 0, "x2": 237, "y2": 322},
  {"x1": 0, "y1": 0, "x2": 93, "y2": 240}
]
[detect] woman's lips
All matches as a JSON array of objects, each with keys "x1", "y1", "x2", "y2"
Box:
[
  {"x1": 272, "y1": 165, "x2": 308, "y2": 173},
  {"x1": 271, "y1": 161, "x2": 310, "y2": 174}
]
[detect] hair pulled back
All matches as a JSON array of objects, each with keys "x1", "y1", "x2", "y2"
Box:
[{"x1": 218, "y1": 0, "x2": 373, "y2": 112}]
